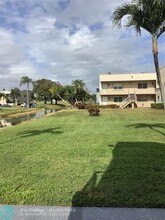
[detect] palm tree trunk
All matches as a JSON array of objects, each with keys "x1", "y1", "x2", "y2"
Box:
[
  {"x1": 152, "y1": 35, "x2": 165, "y2": 109},
  {"x1": 26, "y1": 83, "x2": 29, "y2": 108},
  {"x1": 44, "y1": 97, "x2": 47, "y2": 104}
]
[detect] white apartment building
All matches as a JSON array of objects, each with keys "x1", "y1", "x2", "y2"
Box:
[{"x1": 99, "y1": 67, "x2": 165, "y2": 108}]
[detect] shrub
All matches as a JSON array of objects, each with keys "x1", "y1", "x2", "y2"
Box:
[
  {"x1": 99, "y1": 104, "x2": 119, "y2": 109},
  {"x1": 151, "y1": 103, "x2": 164, "y2": 109},
  {"x1": 87, "y1": 107, "x2": 100, "y2": 116},
  {"x1": 77, "y1": 103, "x2": 86, "y2": 109},
  {"x1": 107, "y1": 104, "x2": 119, "y2": 108},
  {"x1": 99, "y1": 105, "x2": 107, "y2": 109}
]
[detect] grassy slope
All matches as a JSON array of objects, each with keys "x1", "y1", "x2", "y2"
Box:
[
  {"x1": 0, "y1": 108, "x2": 165, "y2": 207},
  {"x1": 0, "y1": 103, "x2": 65, "y2": 118}
]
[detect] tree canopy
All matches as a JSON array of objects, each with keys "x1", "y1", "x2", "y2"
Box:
[
  {"x1": 10, "y1": 87, "x2": 20, "y2": 105},
  {"x1": 33, "y1": 79, "x2": 59, "y2": 104},
  {"x1": 113, "y1": 0, "x2": 165, "y2": 107}
]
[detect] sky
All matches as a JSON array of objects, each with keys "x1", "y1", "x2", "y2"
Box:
[{"x1": 0, "y1": 0, "x2": 164, "y2": 93}]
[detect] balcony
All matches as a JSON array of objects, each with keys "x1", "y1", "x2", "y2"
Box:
[{"x1": 100, "y1": 88, "x2": 156, "y2": 95}]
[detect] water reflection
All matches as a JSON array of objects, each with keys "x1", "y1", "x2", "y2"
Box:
[{"x1": 0, "y1": 109, "x2": 56, "y2": 127}]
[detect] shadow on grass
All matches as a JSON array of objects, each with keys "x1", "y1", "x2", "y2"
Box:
[
  {"x1": 0, "y1": 127, "x2": 63, "y2": 144},
  {"x1": 128, "y1": 123, "x2": 165, "y2": 136},
  {"x1": 19, "y1": 127, "x2": 63, "y2": 137},
  {"x1": 69, "y1": 142, "x2": 165, "y2": 219}
]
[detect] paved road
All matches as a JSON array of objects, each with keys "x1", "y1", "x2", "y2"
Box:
[{"x1": 0, "y1": 205, "x2": 165, "y2": 220}]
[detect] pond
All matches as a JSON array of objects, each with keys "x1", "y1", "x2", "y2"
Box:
[{"x1": 0, "y1": 109, "x2": 56, "y2": 127}]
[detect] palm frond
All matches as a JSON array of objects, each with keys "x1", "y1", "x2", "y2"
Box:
[
  {"x1": 112, "y1": 3, "x2": 135, "y2": 28},
  {"x1": 113, "y1": 0, "x2": 165, "y2": 36}
]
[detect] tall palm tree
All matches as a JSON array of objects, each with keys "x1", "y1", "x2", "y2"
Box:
[
  {"x1": 49, "y1": 84, "x2": 60, "y2": 105},
  {"x1": 20, "y1": 76, "x2": 32, "y2": 108},
  {"x1": 10, "y1": 87, "x2": 20, "y2": 105},
  {"x1": 112, "y1": 0, "x2": 165, "y2": 108},
  {"x1": 72, "y1": 79, "x2": 86, "y2": 103}
]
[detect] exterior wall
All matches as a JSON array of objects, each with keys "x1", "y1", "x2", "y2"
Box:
[
  {"x1": 0, "y1": 97, "x2": 6, "y2": 105},
  {"x1": 136, "y1": 95, "x2": 155, "y2": 107},
  {"x1": 158, "y1": 66, "x2": 165, "y2": 103},
  {"x1": 96, "y1": 88, "x2": 100, "y2": 104},
  {"x1": 101, "y1": 95, "x2": 155, "y2": 107},
  {"x1": 99, "y1": 72, "x2": 157, "y2": 107},
  {"x1": 17, "y1": 90, "x2": 32, "y2": 104},
  {"x1": 0, "y1": 90, "x2": 11, "y2": 105},
  {"x1": 100, "y1": 80, "x2": 156, "y2": 96},
  {"x1": 100, "y1": 73, "x2": 156, "y2": 82},
  {"x1": 0, "y1": 90, "x2": 32, "y2": 105}
]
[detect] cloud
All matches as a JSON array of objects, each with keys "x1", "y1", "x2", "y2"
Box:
[{"x1": 0, "y1": 0, "x2": 164, "y2": 93}]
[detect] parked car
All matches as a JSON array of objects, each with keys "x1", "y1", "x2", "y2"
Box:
[
  {"x1": 29, "y1": 103, "x2": 37, "y2": 108},
  {"x1": 20, "y1": 103, "x2": 27, "y2": 107}
]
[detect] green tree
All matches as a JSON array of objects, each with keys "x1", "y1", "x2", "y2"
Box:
[
  {"x1": 10, "y1": 87, "x2": 20, "y2": 105},
  {"x1": 72, "y1": 79, "x2": 86, "y2": 103},
  {"x1": 112, "y1": 0, "x2": 165, "y2": 108},
  {"x1": 59, "y1": 85, "x2": 75, "y2": 105},
  {"x1": 49, "y1": 84, "x2": 61, "y2": 105},
  {"x1": 33, "y1": 79, "x2": 54, "y2": 104},
  {"x1": 20, "y1": 76, "x2": 33, "y2": 107}
]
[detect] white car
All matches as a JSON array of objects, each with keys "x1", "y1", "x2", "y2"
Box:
[{"x1": 20, "y1": 103, "x2": 27, "y2": 107}]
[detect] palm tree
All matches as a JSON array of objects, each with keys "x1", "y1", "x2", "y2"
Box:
[
  {"x1": 72, "y1": 79, "x2": 86, "y2": 103},
  {"x1": 112, "y1": 0, "x2": 165, "y2": 108},
  {"x1": 49, "y1": 84, "x2": 60, "y2": 105},
  {"x1": 20, "y1": 76, "x2": 32, "y2": 108},
  {"x1": 10, "y1": 87, "x2": 20, "y2": 105}
]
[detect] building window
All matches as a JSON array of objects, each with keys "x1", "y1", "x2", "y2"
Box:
[
  {"x1": 113, "y1": 83, "x2": 123, "y2": 89},
  {"x1": 138, "y1": 83, "x2": 147, "y2": 89},
  {"x1": 137, "y1": 96, "x2": 147, "y2": 101},
  {"x1": 102, "y1": 83, "x2": 108, "y2": 89},
  {"x1": 114, "y1": 97, "x2": 123, "y2": 102}
]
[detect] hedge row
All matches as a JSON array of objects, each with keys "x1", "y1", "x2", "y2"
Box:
[
  {"x1": 151, "y1": 103, "x2": 164, "y2": 109},
  {"x1": 76, "y1": 103, "x2": 119, "y2": 109}
]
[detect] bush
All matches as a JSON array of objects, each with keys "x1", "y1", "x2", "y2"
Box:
[
  {"x1": 99, "y1": 104, "x2": 119, "y2": 109},
  {"x1": 77, "y1": 103, "x2": 86, "y2": 109},
  {"x1": 151, "y1": 103, "x2": 164, "y2": 109},
  {"x1": 107, "y1": 104, "x2": 119, "y2": 108},
  {"x1": 87, "y1": 107, "x2": 100, "y2": 116}
]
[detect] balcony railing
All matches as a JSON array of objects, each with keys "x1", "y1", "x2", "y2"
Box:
[{"x1": 100, "y1": 88, "x2": 155, "y2": 95}]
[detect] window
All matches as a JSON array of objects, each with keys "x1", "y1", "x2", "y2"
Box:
[
  {"x1": 114, "y1": 97, "x2": 123, "y2": 102},
  {"x1": 137, "y1": 96, "x2": 147, "y2": 101},
  {"x1": 113, "y1": 83, "x2": 123, "y2": 89},
  {"x1": 138, "y1": 83, "x2": 147, "y2": 89},
  {"x1": 102, "y1": 83, "x2": 108, "y2": 89}
]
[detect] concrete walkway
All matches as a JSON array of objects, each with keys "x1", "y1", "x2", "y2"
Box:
[{"x1": 0, "y1": 205, "x2": 165, "y2": 220}]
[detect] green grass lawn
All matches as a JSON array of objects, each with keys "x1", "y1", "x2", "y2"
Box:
[
  {"x1": 0, "y1": 102, "x2": 65, "y2": 118},
  {"x1": 0, "y1": 108, "x2": 165, "y2": 207}
]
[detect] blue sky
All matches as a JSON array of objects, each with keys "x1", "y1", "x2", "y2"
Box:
[{"x1": 0, "y1": 0, "x2": 164, "y2": 92}]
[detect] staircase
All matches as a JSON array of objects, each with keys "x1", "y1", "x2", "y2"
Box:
[{"x1": 120, "y1": 94, "x2": 137, "y2": 108}]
